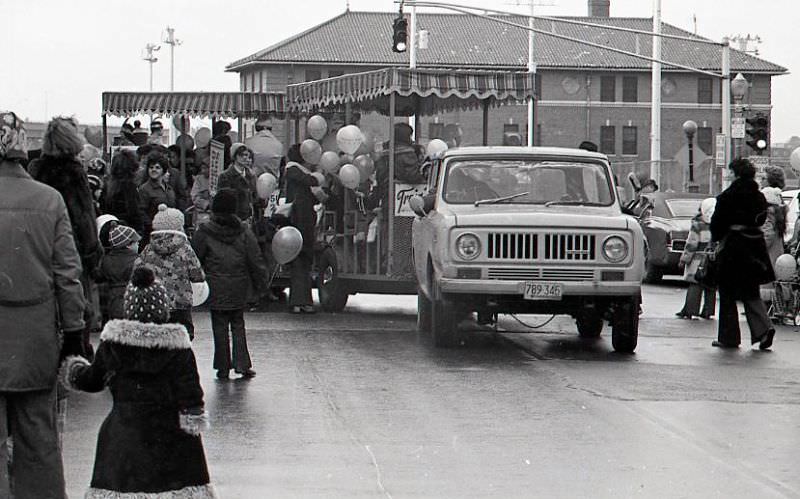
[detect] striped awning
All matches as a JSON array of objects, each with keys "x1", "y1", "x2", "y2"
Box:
[
  {"x1": 102, "y1": 92, "x2": 286, "y2": 118},
  {"x1": 287, "y1": 68, "x2": 535, "y2": 116}
]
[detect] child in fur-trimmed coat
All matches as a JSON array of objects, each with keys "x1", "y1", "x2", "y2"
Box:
[
  {"x1": 135, "y1": 204, "x2": 205, "y2": 339},
  {"x1": 61, "y1": 266, "x2": 216, "y2": 498}
]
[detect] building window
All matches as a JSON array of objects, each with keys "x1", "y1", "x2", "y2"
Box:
[
  {"x1": 305, "y1": 69, "x2": 321, "y2": 82},
  {"x1": 600, "y1": 126, "x2": 615, "y2": 154},
  {"x1": 698, "y1": 78, "x2": 713, "y2": 104},
  {"x1": 329, "y1": 70, "x2": 344, "y2": 78},
  {"x1": 600, "y1": 76, "x2": 615, "y2": 102},
  {"x1": 622, "y1": 76, "x2": 638, "y2": 102},
  {"x1": 697, "y1": 126, "x2": 713, "y2": 155},
  {"x1": 622, "y1": 126, "x2": 637, "y2": 155}
]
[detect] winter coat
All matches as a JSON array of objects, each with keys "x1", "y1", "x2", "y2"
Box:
[
  {"x1": 680, "y1": 214, "x2": 712, "y2": 283},
  {"x1": 138, "y1": 178, "x2": 177, "y2": 230},
  {"x1": 62, "y1": 320, "x2": 214, "y2": 497},
  {"x1": 710, "y1": 177, "x2": 775, "y2": 298},
  {"x1": 100, "y1": 179, "x2": 144, "y2": 234},
  {"x1": 192, "y1": 214, "x2": 268, "y2": 310},
  {"x1": 761, "y1": 187, "x2": 787, "y2": 271},
  {"x1": 218, "y1": 166, "x2": 258, "y2": 221},
  {"x1": 285, "y1": 162, "x2": 321, "y2": 252},
  {"x1": 29, "y1": 155, "x2": 102, "y2": 276},
  {"x1": 94, "y1": 247, "x2": 138, "y2": 320},
  {"x1": 136, "y1": 231, "x2": 205, "y2": 310},
  {"x1": 0, "y1": 162, "x2": 85, "y2": 391}
]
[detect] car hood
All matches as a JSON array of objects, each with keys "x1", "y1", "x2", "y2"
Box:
[
  {"x1": 443, "y1": 204, "x2": 632, "y2": 230},
  {"x1": 647, "y1": 216, "x2": 692, "y2": 234}
]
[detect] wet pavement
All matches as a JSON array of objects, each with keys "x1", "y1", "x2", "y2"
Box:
[{"x1": 62, "y1": 282, "x2": 800, "y2": 498}]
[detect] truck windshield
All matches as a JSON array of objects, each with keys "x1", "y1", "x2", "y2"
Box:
[{"x1": 443, "y1": 159, "x2": 615, "y2": 206}]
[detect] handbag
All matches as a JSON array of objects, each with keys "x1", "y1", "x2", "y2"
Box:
[{"x1": 694, "y1": 251, "x2": 717, "y2": 288}]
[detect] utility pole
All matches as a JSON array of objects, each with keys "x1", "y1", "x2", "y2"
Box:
[
  {"x1": 650, "y1": 0, "x2": 662, "y2": 184},
  {"x1": 163, "y1": 26, "x2": 182, "y2": 91},
  {"x1": 142, "y1": 43, "x2": 160, "y2": 91}
]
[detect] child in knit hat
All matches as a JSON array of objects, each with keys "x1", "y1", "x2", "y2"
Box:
[
  {"x1": 135, "y1": 204, "x2": 205, "y2": 340},
  {"x1": 61, "y1": 266, "x2": 215, "y2": 497},
  {"x1": 94, "y1": 223, "x2": 141, "y2": 322}
]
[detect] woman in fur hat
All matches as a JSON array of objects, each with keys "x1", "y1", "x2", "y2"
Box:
[
  {"x1": 29, "y1": 116, "x2": 103, "y2": 354},
  {"x1": 62, "y1": 266, "x2": 215, "y2": 498}
]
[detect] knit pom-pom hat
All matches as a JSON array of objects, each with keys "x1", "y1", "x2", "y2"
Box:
[
  {"x1": 124, "y1": 266, "x2": 171, "y2": 324},
  {"x1": 151, "y1": 203, "x2": 185, "y2": 232}
]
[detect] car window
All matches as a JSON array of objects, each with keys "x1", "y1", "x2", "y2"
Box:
[
  {"x1": 664, "y1": 198, "x2": 703, "y2": 218},
  {"x1": 442, "y1": 159, "x2": 614, "y2": 205}
]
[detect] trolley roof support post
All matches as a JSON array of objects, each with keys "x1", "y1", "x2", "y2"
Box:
[{"x1": 388, "y1": 92, "x2": 397, "y2": 275}]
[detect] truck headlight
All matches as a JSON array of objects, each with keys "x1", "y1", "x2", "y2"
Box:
[
  {"x1": 602, "y1": 236, "x2": 628, "y2": 263},
  {"x1": 455, "y1": 233, "x2": 481, "y2": 260}
]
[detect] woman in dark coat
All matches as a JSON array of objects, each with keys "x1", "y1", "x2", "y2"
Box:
[
  {"x1": 192, "y1": 189, "x2": 268, "y2": 379},
  {"x1": 100, "y1": 149, "x2": 144, "y2": 234},
  {"x1": 710, "y1": 157, "x2": 776, "y2": 349},
  {"x1": 138, "y1": 152, "x2": 177, "y2": 247},
  {"x1": 62, "y1": 266, "x2": 215, "y2": 497},
  {"x1": 29, "y1": 116, "x2": 103, "y2": 351},
  {"x1": 284, "y1": 143, "x2": 324, "y2": 313}
]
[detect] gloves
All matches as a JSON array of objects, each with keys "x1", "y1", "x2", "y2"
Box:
[{"x1": 60, "y1": 329, "x2": 87, "y2": 361}]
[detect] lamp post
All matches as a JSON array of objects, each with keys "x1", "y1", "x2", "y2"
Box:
[
  {"x1": 162, "y1": 26, "x2": 181, "y2": 92},
  {"x1": 683, "y1": 120, "x2": 698, "y2": 192},
  {"x1": 730, "y1": 73, "x2": 749, "y2": 159},
  {"x1": 142, "y1": 43, "x2": 160, "y2": 91}
]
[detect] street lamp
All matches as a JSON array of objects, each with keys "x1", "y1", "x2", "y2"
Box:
[
  {"x1": 683, "y1": 119, "x2": 698, "y2": 192},
  {"x1": 141, "y1": 43, "x2": 160, "y2": 91},
  {"x1": 162, "y1": 26, "x2": 182, "y2": 91}
]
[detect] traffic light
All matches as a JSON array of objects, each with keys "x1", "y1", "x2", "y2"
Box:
[
  {"x1": 745, "y1": 113, "x2": 769, "y2": 154},
  {"x1": 392, "y1": 14, "x2": 408, "y2": 53}
]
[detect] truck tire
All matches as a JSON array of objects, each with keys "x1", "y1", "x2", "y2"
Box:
[
  {"x1": 576, "y1": 311, "x2": 603, "y2": 338},
  {"x1": 417, "y1": 288, "x2": 432, "y2": 332},
  {"x1": 431, "y1": 278, "x2": 460, "y2": 347},
  {"x1": 317, "y1": 247, "x2": 348, "y2": 312},
  {"x1": 611, "y1": 298, "x2": 639, "y2": 353}
]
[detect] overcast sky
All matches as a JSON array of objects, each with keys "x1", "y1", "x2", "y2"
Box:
[{"x1": 4, "y1": 0, "x2": 795, "y2": 141}]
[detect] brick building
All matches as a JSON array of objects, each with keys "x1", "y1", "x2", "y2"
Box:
[{"x1": 225, "y1": 2, "x2": 785, "y2": 190}]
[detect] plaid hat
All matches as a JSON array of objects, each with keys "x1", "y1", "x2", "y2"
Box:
[
  {"x1": 109, "y1": 225, "x2": 141, "y2": 249},
  {"x1": 212, "y1": 189, "x2": 238, "y2": 215},
  {"x1": 124, "y1": 267, "x2": 170, "y2": 324},
  {"x1": 151, "y1": 203, "x2": 185, "y2": 232},
  {"x1": 0, "y1": 111, "x2": 27, "y2": 161}
]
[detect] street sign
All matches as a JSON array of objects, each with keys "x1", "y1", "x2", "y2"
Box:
[
  {"x1": 715, "y1": 134, "x2": 726, "y2": 167},
  {"x1": 732, "y1": 117, "x2": 745, "y2": 139}
]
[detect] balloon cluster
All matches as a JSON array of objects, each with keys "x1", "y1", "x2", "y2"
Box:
[{"x1": 298, "y1": 115, "x2": 373, "y2": 191}]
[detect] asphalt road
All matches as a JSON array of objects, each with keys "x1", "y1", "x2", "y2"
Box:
[{"x1": 62, "y1": 280, "x2": 800, "y2": 498}]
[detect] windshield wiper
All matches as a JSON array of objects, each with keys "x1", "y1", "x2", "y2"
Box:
[{"x1": 474, "y1": 191, "x2": 530, "y2": 206}]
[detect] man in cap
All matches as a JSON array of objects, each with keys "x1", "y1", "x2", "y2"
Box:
[
  {"x1": 245, "y1": 116, "x2": 284, "y2": 180},
  {"x1": 0, "y1": 111, "x2": 86, "y2": 497}
]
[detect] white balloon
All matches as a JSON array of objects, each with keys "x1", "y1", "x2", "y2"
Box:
[
  {"x1": 775, "y1": 254, "x2": 797, "y2": 281},
  {"x1": 336, "y1": 125, "x2": 363, "y2": 155},
  {"x1": 426, "y1": 138, "x2": 449, "y2": 157},
  {"x1": 790, "y1": 148, "x2": 800, "y2": 175},
  {"x1": 300, "y1": 139, "x2": 322, "y2": 165},
  {"x1": 191, "y1": 281, "x2": 210, "y2": 307},
  {"x1": 311, "y1": 171, "x2": 326, "y2": 186},
  {"x1": 272, "y1": 226, "x2": 304, "y2": 265},
  {"x1": 256, "y1": 172, "x2": 278, "y2": 200},
  {"x1": 307, "y1": 115, "x2": 328, "y2": 141},
  {"x1": 319, "y1": 151, "x2": 340, "y2": 174},
  {"x1": 338, "y1": 164, "x2": 361, "y2": 190}
]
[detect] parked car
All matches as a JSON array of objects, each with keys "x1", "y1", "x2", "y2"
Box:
[
  {"x1": 632, "y1": 191, "x2": 708, "y2": 283},
  {"x1": 411, "y1": 146, "x2": 644, "y2": 353}
]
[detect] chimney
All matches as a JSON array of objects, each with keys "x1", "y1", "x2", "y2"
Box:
[{"x1": 588, "y1": 0, "x2": 610, "y2": 17}]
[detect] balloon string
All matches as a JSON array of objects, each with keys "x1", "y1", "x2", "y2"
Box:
[{"x1": 266, "y1": 266, "x2": 281, "y2": 289}]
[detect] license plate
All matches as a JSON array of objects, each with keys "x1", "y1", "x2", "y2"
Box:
[{"x1": 523, "y1": 281, "x2": 563, "y2": 300}]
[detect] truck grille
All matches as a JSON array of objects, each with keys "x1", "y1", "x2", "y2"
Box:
[
  {"x1": 485, "y1": 232, "x2": 597, "y2": 262},
  {"x1": 543, "y1": 234, "x2": 596, "y2": 261},
  {"x1": 487, "y1": 267, "x2": 596, "y2": 281},
  {"x1": 487, "y1": 232, "x2": 538, "y2": 259}
]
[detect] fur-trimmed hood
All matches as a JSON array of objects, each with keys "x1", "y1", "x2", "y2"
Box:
[
  {"x1": 101, "y1": 319, "x2": 191, "y2": 350},
  {"x1": 199, "y1": 213, "x2": 244, "y2": 244},
  {"x1": 149, "y1": 230, "x2": 189, "y2": 256}
]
